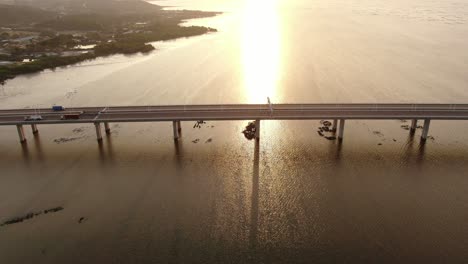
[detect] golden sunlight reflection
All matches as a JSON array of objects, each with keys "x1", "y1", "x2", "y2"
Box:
[{"x1": 241, "y1": 0, "x2": 282, "y2": 103}]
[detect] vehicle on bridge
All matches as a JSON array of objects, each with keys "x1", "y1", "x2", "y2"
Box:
[
  {"x1": 52, "y1": 106, "x2": 65, "y2": 111},
  {"x1": 24, "y1": 115, "x2": 43, "y2": 121},
  {"x1": 61, "y1": 114, "x2": 80, "y2": 120}
]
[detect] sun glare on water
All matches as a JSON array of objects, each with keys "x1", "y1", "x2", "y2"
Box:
[{"x1": 241, "y1": 0, "x2": 282, "y2": 103}]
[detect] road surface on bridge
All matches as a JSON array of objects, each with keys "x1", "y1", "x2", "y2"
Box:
[{"x1": 1, "y1": 104, "x2": 468, "y2": 126}]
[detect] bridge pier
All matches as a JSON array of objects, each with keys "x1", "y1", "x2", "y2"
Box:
[
  {"x1": 338, "y1": 119, "x2": 345, "y2": 140},
  {"x1": 17, "y1": 125, "x2": 26, "y2": 143},
  {"x1": 255, "y1": 119, "x2": 261, "y2": 140},
  {"x1": 104, "y1": 122, "x2": 111, "y2": 134},
  {"x1": 410, "y1": 119, "x2": 417, "y2": 133},
  {"x1": 421, "y1": 119, "x2": 431, "y2": 142},
  {"x1": 332, "y1": 119, "x2": 338, "y2": 132},
  {"x1": 94, "y1": 123, "x2": 103, "y2": 141},
  {"x1": 31, "y1": 124, "x2": 38, "y2": 134},
  {"x1": 173, "y1": 121, "x2": 180, "y2": 140},
  {"x1": 177, "y1": 121, "x2": 182, "y2": 133}
]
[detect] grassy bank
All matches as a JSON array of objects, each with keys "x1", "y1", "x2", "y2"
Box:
[
  {"x1": 0, "y1": 42, "x2": 157, "y2": 84},
  {"x1": 0, "y1": 6, "x2": 220, "y2": 84}
]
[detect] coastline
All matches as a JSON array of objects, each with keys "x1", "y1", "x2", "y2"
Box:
[{"x1": 0, "y1": 9, "x2": 221, "y2": 85}]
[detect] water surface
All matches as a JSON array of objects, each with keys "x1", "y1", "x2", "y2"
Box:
[{"x1": 1, "y1": 0, "x2": 468, "y2": 263}]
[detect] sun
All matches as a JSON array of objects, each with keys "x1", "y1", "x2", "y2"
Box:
[{"x1": 241, "y1": 0, "x2": 282, "y2": 103}]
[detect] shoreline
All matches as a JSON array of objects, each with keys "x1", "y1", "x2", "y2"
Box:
[{"x1": 0, "y1": 9, "x2": 221, "y2": 85}]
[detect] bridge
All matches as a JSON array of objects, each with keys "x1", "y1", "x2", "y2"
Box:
[{"x1": 1, "y1": 103, "x2": 468, "y2": 144}]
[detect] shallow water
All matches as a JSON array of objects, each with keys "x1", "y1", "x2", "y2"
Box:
[{"x1": 1, "y1": 0, "x2": 468, "y2": 263}]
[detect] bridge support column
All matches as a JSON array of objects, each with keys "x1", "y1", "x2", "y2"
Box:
[
  {"x1": 421, "y1": 119, "x2": 431, "y2": 142},
  {"x1": 104, "y1": 122, "x2": 111, "y2": 134},
  {"x1": 17, "y1": 125, "x2": 26, "y2": 143},
  {"x1": 255, "y1": 119, "x2": 261, "y2": 140},
  {"x1": 31, "y1": 124, "x2": 38, "y2": 134},
  {"x1": 177, "y1": 121, "x2": 182, "y2": 133},
  {"x1": 410, "y1": 119, "x2": 417, "y2": 133},
  {"x1": 338, "y1": 119, "x2": 345, "y2": 140},
  {"x1": 332, "y1": 119, "x2": 338, "y2": 132},
  {"x1": 94, "y1": 123, "x2": 103, "y2": 141},
  {"x1": 173, "y1": 121, "x2": 179, "y2": 140}
]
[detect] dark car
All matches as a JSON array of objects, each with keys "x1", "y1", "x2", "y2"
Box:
[{"x1": 52, "y1": 106, "x2": 65, "y2": 111}]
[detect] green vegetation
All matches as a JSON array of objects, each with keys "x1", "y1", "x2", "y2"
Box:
[
  {"x1": 0, "y1": 0, "x2": 221, "y2": 84},
  {"x1": 94, "y1": 42, "x2": 155, "y2": 55},
  {"x1": 0, "y1": 55, "x2": 93, "y2": 80},
  {"x1": 117, "y1": 25, "x2": 217, "y2": 43},
  {"x1": 0, "y1": 41, "x2": 155, "y2": 84},
  {"x1": 10, "y1": 0, "x2": 163, "y2": 16},
  {"x1": 0, "y1": 23, "x2": 215, "y2": 83},
  {"x1": 0, "y1": 0, "x2": 162, "y2": 18},
  {"x1": 0, "y1": 4, "x2": 54, "y2": 25}
]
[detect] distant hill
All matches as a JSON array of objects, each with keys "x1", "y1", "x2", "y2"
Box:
[
  {"x1": 0, "y1": 4, "x2": 55, "y2": 26},
  {"x1": 0, "y1": 0, "x2": 162, "y2": 15}
]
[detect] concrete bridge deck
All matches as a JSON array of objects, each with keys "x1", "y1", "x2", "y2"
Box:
[{"x1": 1, "y1": 103, "x2": 468, "y2": 144}]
